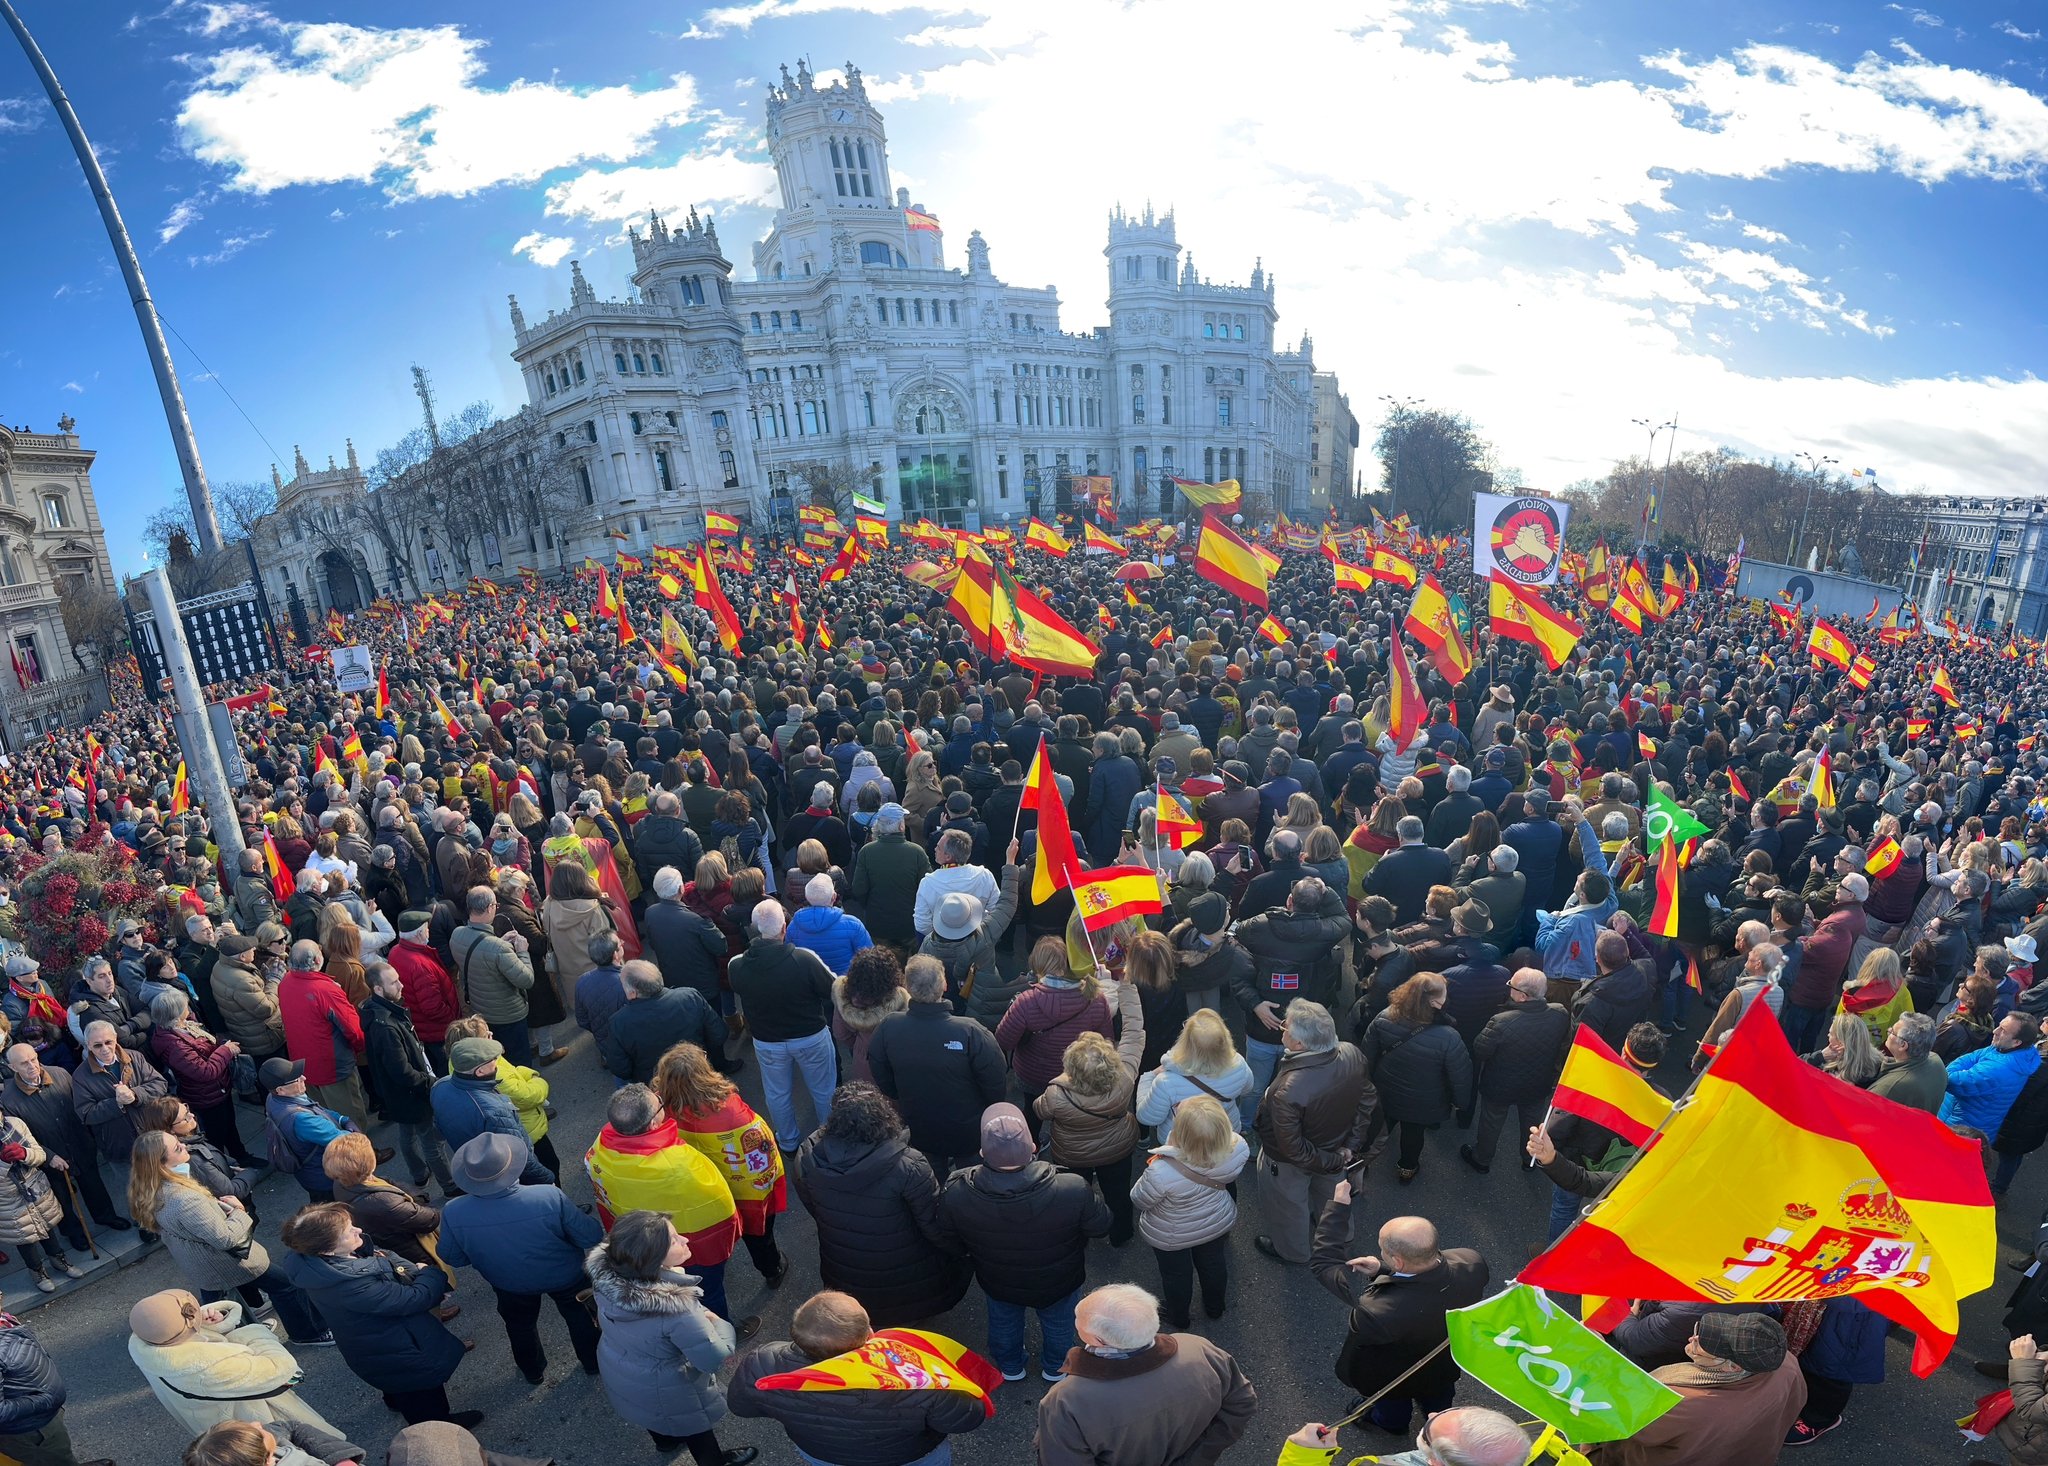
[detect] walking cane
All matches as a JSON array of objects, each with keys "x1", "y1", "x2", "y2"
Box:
[{"x1": 59, "y1": 1168, "x2": 98, "y2": 1261}]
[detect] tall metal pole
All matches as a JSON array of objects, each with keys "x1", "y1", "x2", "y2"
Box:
[
  {"x1": 1, "y1": 0, "x2": 223, "y2": 553},
  {"x1": 1790, "y1": 452, "x2": 1836, "y2": 568},
  {"x1": 138, "y1": 568, "x2": 245, "y2": 879}
]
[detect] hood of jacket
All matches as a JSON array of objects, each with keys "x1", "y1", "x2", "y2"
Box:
[
  {"x1": 1148, "y1": 1136, "x2": 1249, "y2": 1184},
  {"x1": 964, "y1": 1158, "x2": 1059, "y2": 1202},
  {"x1": 789, "y1": 906, "x2": 849, "y2": 937},
  {"x1": 586, "y1": 1250, "x2": 705, "y2": 1313},
  {"x1": 804, "y1": 1130, "x2": 907, "y2": 1181},
  {"x1": 831, "y1": 977, "x2": 908, "y2": 1034},
  {"x1": 384, "y1": 1421, "x2": 552, "y2": 1466}
]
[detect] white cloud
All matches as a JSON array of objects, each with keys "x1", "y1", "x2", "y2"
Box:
[
  {"x1": 1997, "y1": 20, "x2": 2042, "y2": 41},
  {"x1": 0, "y1": 98, "x2": 37, "y2": 133},
  {"x1": 159, "y1": 196, "x2": 205, "y2": 243},
  {"x1": 176, "y1": 21, "x2": 699, "y2": 198},
  {"x1": 1884, "y1": 4, "x2": 1945, "y2": 26},
  {"x1": 1740, "y1": 221, "x2": 1789, "y2": 243},
  {"x1": 61, "y1": 382, "x2": 83, "y2": 394},
  {"x1": 541, "y1": 149, "x2": 777, "y2": 229},
  {"x1": 512, "y1": 232, "x2": 577, "y2": 267},
  {"x1": 187, "y1": 228, "x2": 270, "y2": 266},
  {"x1": 194, "y1": 2, "x2": 277, "y2": 35}
]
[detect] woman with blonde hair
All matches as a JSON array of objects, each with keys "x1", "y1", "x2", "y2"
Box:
[
  {"x1": 1036, "y1": 977, "x2": 1145, "y2": 1246},
  {"x1": 1130, "y1": 1093, "x2": 1248, "y2": 1329},
  {"x1": 1275, "y1": 791, "x2": 1321, "y2": 843},
  {"x1": 1136, "y1": 1008, "x2": 1254, "y2": 1141},
  {"x1": 1804, "y1": 1012, "x2": 1883, "y2": 1088},
  {"x1": 1838, "y1": 946, "x2": 1913, "y2": 1041},
  {"x1": 130, "y1": 1130, "x2": 330, "y2": 1344},
  {"x1": 900, "y1": 750, "x2": 945, "y2": 827},
  {"x1": 654, "y1": 1042, "x2": 788, "y2": 1287}
]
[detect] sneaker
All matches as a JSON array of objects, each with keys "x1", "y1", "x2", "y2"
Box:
[
  {"x1": 534, "y1": 1050, "x2": 567, "y2": 1067},
  {"x1": 30, "y1": 1272, "x2": 53, "y2": 1293},
  {"x1": 292, "y1": 1333, "x2": 338, "y2": 1348},
  {"x1": 1041, "y1": 1367, "x2": 1065, "y2": 1383},
  {"x1": 1000, "y1": 1367, "x2": 1027, "y2": 1383},
  {"x1": 1784, "y1": 1418, "x2": 1841, "y2": 1447},
  {"x1": 55, "y1": 1262, "x2": 84, "y2": 1279},
  {"x1": 720, "y1": 1450, "x2": 760, "y2": 1466}
]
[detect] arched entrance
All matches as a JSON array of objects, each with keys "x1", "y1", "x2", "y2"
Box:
[{"x1": 321, "y1": 550, "x2": 364, "y2": 614}]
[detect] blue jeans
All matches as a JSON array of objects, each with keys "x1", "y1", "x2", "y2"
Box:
[
  {"x1": 986, "y1": 1286, "x2": 1079, "y2": 1377},
  {"x1": 1660, "y1": 970, "x2": 1693, "y2": 1030},
  {"x1": 799, "y1": 1446, "x2": 950, "y2": 1466},
  {"x1": 693, "y1": 1259, "x2": 729, "y2": 1321},
  {"x1": 1995, "y1": 1150, "x2": 2027, "y2": 1193},
  {"x1": 1547, "y1": 1182, "x2": 1581, "y2": 1244},
  {"x1": 1780, "y1": 1003, "x2": 1827, "y2": 1056},
  {"x1": 495, "y1": 1019, "x2": 533, "y2": 1067},
  {"x1": 756, "y1": 1027, "x2": 838, "y2": 1150},
  {"x1": 1244, "y1": 1037, "x2": 1283, "y2": 1132}
]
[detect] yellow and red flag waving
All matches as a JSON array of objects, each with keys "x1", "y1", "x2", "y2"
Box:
[
  {"x1": 1070, "y1": 865, "x2": 1165, "y2": 931},
  {"x1": 1931, "y1": 663, "x2": 1960, "y2": 707},
  {"x1": 1388, "y1": 629, "x2": 1427, "y2": 747},
  {"x1": 596, "y1": 566, "x2": 619, "y2": 620},
  {"x1": 1026, "y1": 742, "x2": 1083, "y2": 904},
  {"x1": 705, "y1": 511, "x2": 740, "y2": 538},
  {"x1": 1082, "y1": 523, "x2": 1128, "y2": 557},
  {"x1": 617, "y1": 600, "x2": 638, "y2": 647},
  {"x1": 1847, "y1": 654, "x2": 1877, "y2": 691},
  {"x1": 1171, "y1": 476, "x2": 1243, "y2": 510},
  {"x1": 1023, "y1": 520, "x2": 1071, "y2": 557},
  {"x1": 1488, "y1": 577, "x2": 1583, "y2": 671},
  {"x1": 1331, "y1": 560, "x2": 1376, "y2": 596},
  {"x1": 431, "y1": 692, "x2": 465, "y2": 741},
  {"x1": 1809, "y1": 751, "x2": 1836, "y2": 809},
  {"x1": 655, "y1": 572, "x2": 684, "y2": 600},
  {"x1": 169, "y1": 761, "x2": 190, "y2": 815},
  {"x1": 1866, "y1": 835, "x2": 1905, "y2": 879},
  {"x1": 1521, "y1": 1001, "x2": 1994, "y2": 1375},
  {"x1": 1364, "y1": 546, "x2": 1419, "y2": 590},
  {"x1": 1256, "y1": 614, "x2": 1290, "y2": 645},
  {"x1": 1551, "y1": 1026, "x2": 1670, "y2": 1148},
  {"x1": 1584, "y1": 542, "x2": 1611, "y2": 606},
  {"x1": 1192, "y1": 515, "x2": 1269, "y2": 610},
  {"x1": 263, "y1": 831, "x2": 293, "y2": 905},
  {"x1": 1156, "y1": 791, "x2": 1204, "y2": 850},
  {"x1": 1808, "y1": 618, "x2": 1855, "y2": 672},
  {"x1": 1647, "y1": 831, "x2": 1679, "y2": 937},
  {"x1": 755, "y1": 1328, "x2": 1002, "y2": 1419}
]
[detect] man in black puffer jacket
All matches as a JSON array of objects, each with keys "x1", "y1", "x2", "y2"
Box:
[
  {"x1": 1460, "y1": 967, "x2": 1571, "y2": 1174},
  {"x1": 730, "y1": 1289, "x2": 986, "y2": 1465},
  {"x1": 630, "y1": 792, "x2": 704, "y2": 907},
  {"x1": 1232, "y1": 877, "x2": 1352, "y2": 1114},
  {"x1": 935, "y1": 1102, "x2": 1111, "y2": 1382}
]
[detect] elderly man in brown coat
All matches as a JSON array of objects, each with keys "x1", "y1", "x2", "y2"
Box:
[
  {"x1": 1586, "y1": 1311, "x2": 1807, "y2": 1466},
  {"x1": 1034, "y1": 1284, "x2": 1255, "y2": 1466}
]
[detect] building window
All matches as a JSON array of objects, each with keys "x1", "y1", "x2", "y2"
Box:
[
  {"x1": 544, "y1": 373, "x2": 557, "y2": 395},
  {"x1": 573, "y1": 359, "x2": 586, "y2": 383},
  {"x1": 790, "y1": 310, "x2": 802, "y2": 330},
  {"x1": 1237, "y1": 448, "x2": 1247, "y2": 481},
  {"x1": 1161, "y1": 392, "x2": 1171, "y2": 426},
  {"x1": 615, "y1": 353, "x2": 628, "y2": 373},
  {"x1": 992, "y1": 388, "x2": 1002, "y2": 423},
  {"x1": 632, "y1": 353, "x2": 646, "y2": 373},
  {"x1": 665, "y1": 411, "x2": 677, "y2": 427},
  {"x1": 42, "y1": 495, "x2": 68, "y2": 530},
  {"x1": 1204, "y1": 321, "x2": 1214, "y2": 338},
  {"x1": 1218, "y1": 394, "x2": 1232, "y2": 426},
  {"x1": 1008, "y1": 313, "x2": 1018, "y2": 330},
  {"x1": 711, "y1": 410, "x2": 729, "y2": 431},
  {"x1": 1131, "y1": 394, "x2": 1144, "y2": 426},
  {"x1": 584, "y1": 421, "x2": 598, "y2": 443},
  {"x1": 860, "y1": 241, "x2": 893, "y2": 266},
  {"x1": 577, "y1": 463, "x2": 594, "y2": 505},
  {"x1": 1025, "y1": 314, "x2": 1034, "y2": 330},
  {"x1": 863, "y1": 391, "x2": 875, "y2": 427},
  {"x1": 720, "y1": 451, "x2": 738, "y2": 488},
  {"x1": 630, "y1": 412, "x2": 643, "y2": 434},
  {"x1": 750, "y1": 313, "x2": 762, "y2": 333},
  {"x1": 912, "y1": 299, "x2": 924, "y2": 324},
  {"x1": 948, "y1": 302, "x2": 958, "y2": 325},
  {"x1": 770, "y1": 311, "x2": 782, "y2": 331},
  {"x1": 1134, "y1": 448, "x2": 1147, "y2": 482},
  {"x1": 1126, "y1": 257, "x2": 1140, "y2": 281},
  {"x1": 654, "y1": 450, "x2": 673, "y2": 492},
  {"x1": 1233, "y1": 323, "x2": 1244, "y2": 340},
  {"x1": 651, "y1": 353, "x2": 664, "y2": 373},
  {"x1": 894, "y1": 299, "x2": 906, "y2": 323}
]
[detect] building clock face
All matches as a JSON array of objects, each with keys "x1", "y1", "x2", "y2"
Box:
[{"x1": 832, "y1": 107, "x2": 850, "y2": 122}]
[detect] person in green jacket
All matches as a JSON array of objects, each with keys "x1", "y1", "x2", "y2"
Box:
[{"x1": 1274, "y1": 1408, "x2": 1530, "y2": 1465}]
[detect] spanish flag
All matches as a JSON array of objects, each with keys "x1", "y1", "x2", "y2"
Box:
[
  {"x1": 616, "y1": 553, "x2": 644, "y2": 577},
  {"x1": 1660, "y1": 558, "x2": 1685, "y2": 615},
  {"x1": 375, "y1": 667, "x2": 388, "y2": 719},
  {"x1": 1404, "y1": 574, "x2": 1473, "y2": 687},
  {"x1": 562, "y1": 611, "x2": 580, "y2": 632},
  {"x1": 1847, "y1": 654, "x2": 1876, "y2": 691},
  {"x1": 854, "y1": 515, "x2": 890, "y2": 539},
  {"x1": 1388, "y1": 628, "x2": 1426, "y2": 746},
  {"x1": 264, "y1": 831, "x2": 293, "y2": 905},
  {"x1": 431, "y1": 691, "x2": 464, "y2": 742},
  {"x1": 617, "y1": 600, "x2": 638, "y2": 647},
  {"x1": 169, "y1": 761, "x2": 190, "y2": 815},
  {"x1": 1584, "y1": 542, "x2": 1611, "y2": 606},
  {"x1": 1083, "y1": 523, "x2": 1128, "y2": 557},
  {"x1": 1172, "y1": 476, "x2": 1243, "y2": 509},
  {"x1": 1551, "y1": 1026, "x2": 1669, "y2": 1148},
  {"x1": 1027, "y1": 742, "x2": 1082, "y2": 904},
  {"x1": 1150, "y1": 625, "x2": 1173, "y2": 650},
  {"x1": 705, "y1": 511, "x2": 740, "y2": 538},
  {"x1": 1620, "y1": 559, "x2": 1659, "y2": 624},
  {"x1": 1648, "y1": 831, "x2": 1679, "y2": 937},
  {"x1": 1331, "y1": 560, "x2": 1375, "y2": 595},
  {"x1": 340, "y1": 728, "x2": 366, "y2": 772},
  {"x1": 1931, "y1": 664, "x2": 1959, "y2": 708},
  {"x1": 1365, "y1": 546, "x2": 1419, "y2": 590},
  {"x1": 755, "y1": 1329, "x2": 1002, "y2": 1419},
  {"x1": 1256, "y1": 614, "x2": 1289, "y2": 645},
  {"x1": 1024, "y1": 520, "x2": 1071, "y2": 557},
  {"x1": 597, "y1": 566, "x2": 619, "y2": 619},
  {"x1": 1866, "y1": 835, "x2": 1904, "y2": 879},
  {"x1": 1808, "y1": 618, "x2": 1855, "y2": 672},
  {"x1": 1192, "y1": 516, "x2": 1269, "y2": 610},
  {"x1": 1521, "y1": 1001, "x2": 1993, "y2": 1375},
  {"x1": 655, "y1": 572, "x2": 684, "y2": 600},
  {"x1": 1607, "y1": 583, "x2": 1645, "y2": 635},
  {"x1": 1488, "y1": 578, "x2": 1583, "y2": 671},
  {"x1": 1726, "y1": 768, "x2": 1750, "y2": 802},
  {"x1": 1071, "y1": 865, "x2": 1165, "y2": 931},
  {"x1": 1809, "y1": 751, "x2": 1836, "y2": 808},
  {"x1": 1156, "y1": 791, "x2": 1204, "y2": 851}
]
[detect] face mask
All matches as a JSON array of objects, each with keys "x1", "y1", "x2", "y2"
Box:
[{"x1": 171, "y1": 1162, "x2": 191, "y2": 1176}]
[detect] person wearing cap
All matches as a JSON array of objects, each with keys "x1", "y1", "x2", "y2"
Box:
[
  {"x1": 848, "y1": 802, "x2": 932, "y2": 954},
  {"x1": 1782, "y1": 872, "x2": 1867, "y2": 1055},
  {"x1": 2, "y1": 955, "x2": 70, "y2": 1067},
  {"x1": 127, "y1": 1288, "x2": 353, "y2": 1445},
  {"x1": 788, "y1": 873, "x2": 874, "y2": 977},
  {"x1": 438, "y1": 1131, "x2": 604, "y2": 1383},
  {"x1": 276, "y1": 1202, "x2": 478, "y2": 1429},
  {"x1": 205, "y1": 934, "x2": 282, "y2": 1063},
  {"x1": 430, "y1": 1039, "x2": 554, "y2": 1188},
  {"x1": 1584, "y1": 1311, "x2": 1807, "y2": 1465},
  {"x1": 258, "y1": 1058, "x2": 361, "y2": 1203},
  {"x1": 385, "y1": 912, "x2": 460, "y2": 1073},
  {"x1": 727, "y1": 903, "x2": 838, "y2": 1154},
  {"x1": 936, "y1": 1101, "x2": 1111, "y2": 1382}
]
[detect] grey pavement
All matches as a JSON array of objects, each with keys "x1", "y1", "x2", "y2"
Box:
[{"x1": 24, "y1": 1021, "x2": 2037, "y2": 1466}]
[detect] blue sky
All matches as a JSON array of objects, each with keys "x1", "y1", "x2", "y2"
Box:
[{"x1": 5, "y1": 0, "x2": 2048, "y2": 573}]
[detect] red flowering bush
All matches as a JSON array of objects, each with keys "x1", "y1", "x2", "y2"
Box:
[{"x1": 15, "y1": 851, "x2": 163, "y2": 979}]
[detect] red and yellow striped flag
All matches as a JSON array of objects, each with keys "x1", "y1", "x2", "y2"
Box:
[
  {"x1": 755, "y1": 1329, "x2": 1002, "y2": 1418},
  {"x1": 1808, "y1": 618, "x2": 1855, "y2": 671},
  {"x1": 1256, "y1": 614, "x2": 1289, "y2": 645},
  {"x1": 1192, "y1": 516, "x2": 1269, "y2": 609},
  {"x1": 1489, "y1": 577, "x2": 1583, "y2": 671},
  {"x1": 1551, "y1": 1026, "x2": 1669, "y2": 1148},
  {"x1": 1070, "y1": 865, "x2": 1165, "y2": 931},
  {"x1": 1388, "y1": 628, "x2": 1426, "y2": 747},
  {"x1": 1931, "y1": 664, "x2": 1959, "y2": 707},
  {"x1": 1648, "y1": 831, "x2": 1679, "y2": 937},
  {"x1": 1155, "y1": 791, "x2": 1204, "y2": 851},
  {"x1": 705, "y1": 511, "x2": 740, "y2": 537},
  {"x1": 1523, "y1": 1001, "x2": 1993, "y2": 1375},
  {"x1": 169, "y1": 761, "x2": 190, "y2": 815},
  {"x1": 1866, "y1": 836, "x2": 1904, "y2": 879},
  {"x1": 1084, "y1": 522, "x2": 1128, "y2": 557},
  {"x1": 1024, "y1": 520, "x2": 1071, "y2": 557}
]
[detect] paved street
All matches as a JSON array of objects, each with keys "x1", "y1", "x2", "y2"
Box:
[{"x1": 29, "y1": 1024, "x2": 2030, "y2": 1466}]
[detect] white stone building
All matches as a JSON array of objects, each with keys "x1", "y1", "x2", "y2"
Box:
[
  {"x1": 1308, "y1": 371, "x2": 1358, "y2": 518},
  {"x1": 0, "y1": 417, "x2": 115, "y2": 742}
]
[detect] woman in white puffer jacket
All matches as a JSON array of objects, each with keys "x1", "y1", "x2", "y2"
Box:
[{"x1": 1129, "y1": 1094, "x2": 1249, "y2": 1331}]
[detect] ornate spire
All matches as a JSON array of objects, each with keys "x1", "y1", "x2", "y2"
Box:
[
  {"x1": 346, "y1": 438, "x2": 359, "y2": 472},
  {"x1": 508, "y1": 294, "x2": 526, "y2": 332},
  {"x1": 569, "y1": 259, "x2": 595, "y2": 306},
  {"x1": 966, "y1": 229, "x2": 991, "y2": 277},
  {"x1": 271, "y1": 464, "x2": 283, "y2": 491},
  {"x1": 293, "y1": 444, "x2": 309, "y2": 478}
]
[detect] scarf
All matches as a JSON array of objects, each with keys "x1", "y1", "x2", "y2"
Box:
[
  {"x1": 10, "y1": 981, "x2": 64, "y2": 1028},
  {"x1": 1840, "y1": 973, "x2": 1902, "y2": 1015}
]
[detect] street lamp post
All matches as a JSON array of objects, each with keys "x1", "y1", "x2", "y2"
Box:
[
  {"x1": 1630, "y1": 417, "x2": 1676, "y2": 554},
  {"x1": 1378, "y1": 395, "x2": 1422, "y2": 518},
  {"x1": 1790, "y1": 452, "x2": 1838, "y2": 568},
  {"x1": 2, "y1": 0, "x2": 224, "y2": 553}
]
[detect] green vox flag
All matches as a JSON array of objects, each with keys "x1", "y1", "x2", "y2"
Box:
[
  {"x1": 1644, "y1": 782, "x2": 1708, "y2": 854},
  {"x1": 1445, "y1": 1284, "x2": 1680, "y2": 1444}
]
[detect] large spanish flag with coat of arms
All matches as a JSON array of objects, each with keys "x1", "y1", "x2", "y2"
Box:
[
  {"x1": 756, "y1": 1329, "x2": 1004, "y2": 1418},
  {"x1": 1520, "y1": 1000, "x2": 1993, "y2": 1376}
]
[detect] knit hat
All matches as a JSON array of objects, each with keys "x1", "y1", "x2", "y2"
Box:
[
  {"x1": 979, "y1": 1103, "x2": 1035, "y2": 1171},
  {"x1": 448, "y1": 1037, "x2": 504, "y2": 1073},
  {"x1": 934, "y1": 893, "x2": 983, "y2": 942},
  {"x1": 129, "y1": 1290, "x2": 199, "y2": 1345},
  {"x1": 1695, "y1": 1312, "x2": 1787, "y2": 1374},
  {"x1": 1189, "y1": 891, "x2": 1230, "y2": 936},
  {"x1": 450, "y1": 1132, "x2": 525, "y2": 1198}
]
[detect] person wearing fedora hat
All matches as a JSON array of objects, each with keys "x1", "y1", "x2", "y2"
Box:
[{"x1": 126, "y1": 1289, "x2": 346, "y2": 1443}]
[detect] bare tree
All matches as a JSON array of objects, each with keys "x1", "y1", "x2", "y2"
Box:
[
  {"x1": 58, "y1": 578, "x2": 129, "y2": 673},
  {"x1": 784, "y1": 456, "x2": 875, "y2": 520},
  {"x1": 495, "y1": 408, "x2": 592, "y2": 569},
  {"x1": 1373, "y1": 407, "x2": 1495, "y2": 533}
]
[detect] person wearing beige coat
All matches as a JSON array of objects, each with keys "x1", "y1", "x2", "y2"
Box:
[
  {"x1": 0, "y1": 1115, "x2": 81, "y2": 1292},
  {"x1": 1035, "y1": 978, "x2": 1144, "y2": 1246},
  {"x1": 126, "y1": 1291, "x2": 343, "y2": 1439}
]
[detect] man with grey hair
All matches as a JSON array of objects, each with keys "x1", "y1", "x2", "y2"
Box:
[
  {"x1": 233, "y1": 845, "x2": 280, "y2": 931},
  {"x1": 1312, "y1": 1199, "x2": 1489, "y2": 1435},
  {"x1": 1253, "y1": 998, "x2": 1377, "y2": 1266},
  {"x1": 276, "y1": 937, "x2": 375, "y2": 1132},
  {"x1": 1426, "y1": 761, "x2": 1482, "y2": 848},
  {"x1": 912, "y1": 827, "x2": 999, "y2": 939},
  {"x1": 728, "y1": 902, "x2": 838, "y2": 1153},
  {"x1": 602, "y1": 959, "x2": 727, "y2": 1085},
  {"x1": 869, "y1": 957, "x2": 1006, "y2": 1179},
  {"x1": 630, "y1": 787, "x2": 705, "y2": 898},
  {"x1": 850, "y1": 801, "x2": 931, "y2": 951},
  {"x1": 1461, "y1": 843, "x2": 1525, "y2": 942},
  {"x1": 1871, "y1": 1010, "x2": 1946, "y2": 1113},
  {"x1": 1363, "y1": 815, "x2": 1454, "y2": 925},
  {"x1": 1284, "y1": 1407, "x2": 1530, "y2": 1466},
  {"x1": 1035, "y1": 1283, "x2": 1256, "y2": 1466},
  {"x1": 1464, "y1": 968, "x2": 1570, "y2": 1174},
  {"x1": 643, "y1": 864, "x2": 727, "y2": 1005},
  {"x1": 73, "y1": 1018, "x2": 170, "y2": 1166}
]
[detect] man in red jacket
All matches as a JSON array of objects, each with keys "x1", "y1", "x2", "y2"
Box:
[
  {"x1": 385, "y1": 912, "x2": 461, "y2": 1072},
  {"x1": 277, "y1": 939, "x2": 371, "y2": 1131}
]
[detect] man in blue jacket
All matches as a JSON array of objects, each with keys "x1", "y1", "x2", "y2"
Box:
[
  {"x1": 1942, "y1": 1012, "x2": 2043, "y2": 1135},
  {"x1": 260, "y1": 1057, "x2": 361, "y2": 1203},
  {"x1": 787, "y1": 874, "x2": 873, "y2": 976},
  {"x1": 437, "y1": 1132, "x2": 604, "y2": 1384},
  {"x1": 429, "y1": 1038, "x2": 553, "y2": 1185}
]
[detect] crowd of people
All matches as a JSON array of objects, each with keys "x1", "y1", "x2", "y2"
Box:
[{"x1": 0, "y1": 510, "x2": 2039, "y2": 1466}]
